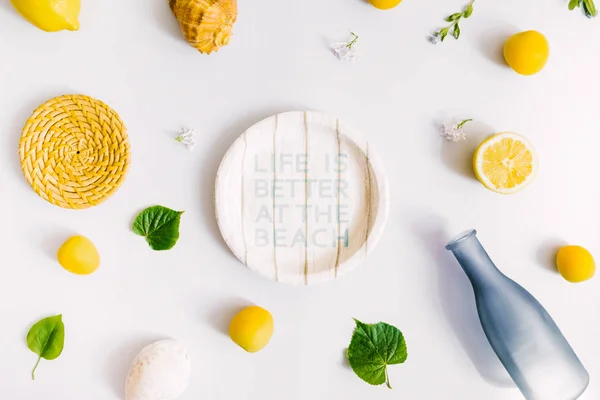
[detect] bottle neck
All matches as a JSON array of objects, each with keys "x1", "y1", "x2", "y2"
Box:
[{"x1": 446, "y1": 230, "x2": 502, "y2": 284}]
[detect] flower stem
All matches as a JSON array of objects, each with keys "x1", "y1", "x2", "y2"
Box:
[
  {"x1": 31, "y1": 355, "x2": 41, "y2": 380},
  {"x1": 456, "y1": 118, "x2": 473, "y2": 129},
  {"x1": 347, "y1": 32, "x2": 359, "y2": 49}
]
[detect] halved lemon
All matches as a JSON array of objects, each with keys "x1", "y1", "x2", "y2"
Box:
[{"x1": 473, "y1": 132, "x2": 538, "y2": 194}]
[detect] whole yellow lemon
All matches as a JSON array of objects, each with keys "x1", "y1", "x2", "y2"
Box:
[
  {"x1": 11, "y1": 0, "x2": 80, "y2": 32},
  {"x1": 369, "y1": 0, "x2": 402, "y2": 10},
  {"x1": 556, "y1": 245, "x2": 595, "y2": 283},
  {"x1": 57, "y1": 236, "x2": 100, "y2": 275},
  {"x1": 503, "y1": 30, "x2": 549, "y2": 75},
  {"x1": 229, "y1": 306, "x2": 274, "y2": 353}
]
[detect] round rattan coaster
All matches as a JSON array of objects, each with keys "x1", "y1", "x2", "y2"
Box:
[{"x1": 19, "y1": 94, "x2": 131, "y2": 209}]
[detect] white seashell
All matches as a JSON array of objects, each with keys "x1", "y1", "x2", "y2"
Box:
[{"x1": 125, "y1": 340, "x2": 191, "y2": 400}]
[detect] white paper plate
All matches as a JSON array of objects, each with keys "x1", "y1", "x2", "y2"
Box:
[{"x1": 215, "y1": 111, "x2": 389, "y2": 285}]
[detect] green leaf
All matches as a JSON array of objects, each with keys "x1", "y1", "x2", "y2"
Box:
[
  {"x1": 464, "y1": 3, "x2": 474, "y2": 17},
  {"x1": 27, "y1": 314, "x2": 65, "y2": 380},
  {"x1": 439, "y1": 27, "x2": 449, "y2": 42},
  {"x1": 583, "y1": 0, "x2": 598, "y2": 17},
  {"x1": 132, "y1": 206, "x2": 184, "y2": 251},
  {"x1": 569, "y1": 0, "x2": 580, "y2": 9},
  {"x1": 446, "y1": 12, "x2": 462, "y2": 22},
  {"x1": 453, "y1": 24, "x2": 461, "y2": 39},
  {"x1": 347, "y1": 319, "x2": 407, "y2": 389}
]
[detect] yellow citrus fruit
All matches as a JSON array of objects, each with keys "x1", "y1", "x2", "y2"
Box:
[
  {"x1": 57, "y1": 236, "x2": 100, "y2": 275},
  {"x1": 229, "y1": 306, "x2": 274, "y2": 353},
  {"x1": 369, "y1": 0, "x2": 402, "y2": 10},
  {"x1": 503, "y1": 30, "x2": 549, "y2": 75},
  {"x1": 10, "y1": 0, "x2": 80, "y2": 32},
  {"x1": 473, "y1": 132, "x2": 538, "y2": 194},
  {"x1": 556, "y1": 246, "x2": 596, "y2": 283}
]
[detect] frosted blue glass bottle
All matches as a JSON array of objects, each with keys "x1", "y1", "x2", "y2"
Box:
[{"x1": 446, "y1": 230, "x2": 589, "y2": 400}]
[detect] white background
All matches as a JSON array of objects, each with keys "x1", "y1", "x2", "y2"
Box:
[{"x1": 1, "y1": 0, "x2": 599, "y2": 399}]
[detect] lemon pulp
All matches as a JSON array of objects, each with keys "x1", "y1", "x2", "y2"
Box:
[{"x1": 473, "y1": 132, "x2": 537, "y2": 194}]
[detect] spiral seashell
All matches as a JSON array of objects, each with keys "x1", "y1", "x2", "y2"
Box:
[{"x1": 169, "y1": 0, "x2": 238, "y2": 54}]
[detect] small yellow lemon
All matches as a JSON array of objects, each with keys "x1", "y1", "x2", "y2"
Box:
[
  {"x1": 369, "y1": 0, "x2": 402, "y2": 10},
  {"x1": 229, "y1": 306, "x2": 274, "y2": 353},
  {"x1": 503, "y1": 30, "x2": 549, "y2": 75},
  {"x1": 556, "y1": 245, "x2": 595, "y2": 283},
  {"x1": 10, "y1": 0, "x2": 80, "y2": 32},
  {"x1": 57, "y1": 236, "x2": 100, "y2": 275}
]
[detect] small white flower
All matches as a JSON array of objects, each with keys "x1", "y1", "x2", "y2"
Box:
[
  {"x1": 332, "y1": 42, "x2": 359, "y2": 61},
  {"x1": 430, "y1": 33, "x2": 441, "y2": 45},
  {"x1": 440, "y1": 119, "x2": 472, "y2": 142},
  {"x1": 175, "y1": 128, "x2": 196, "y2": 150},
  {"x1": 441, "y1": 123, "x2": 465, "y2": 142},
  {"x1": 332, "y1": 32, "x2": 359, "y2": 62}
]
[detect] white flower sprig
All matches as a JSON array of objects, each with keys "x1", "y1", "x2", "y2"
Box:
[
  {"x1": 332, "y1": 32, "x2": 360, "y2": 62},
  {"x1": 174, "y1": 128, "x2": 196, "y2": 150},
  {"x1": 441, "y1": 119, "x2": 472, "y2": 142}
]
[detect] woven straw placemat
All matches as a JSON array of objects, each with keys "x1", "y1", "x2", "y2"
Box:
[{"x1": 19, "y1": 94, "x2": 131, "y2": 209}]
